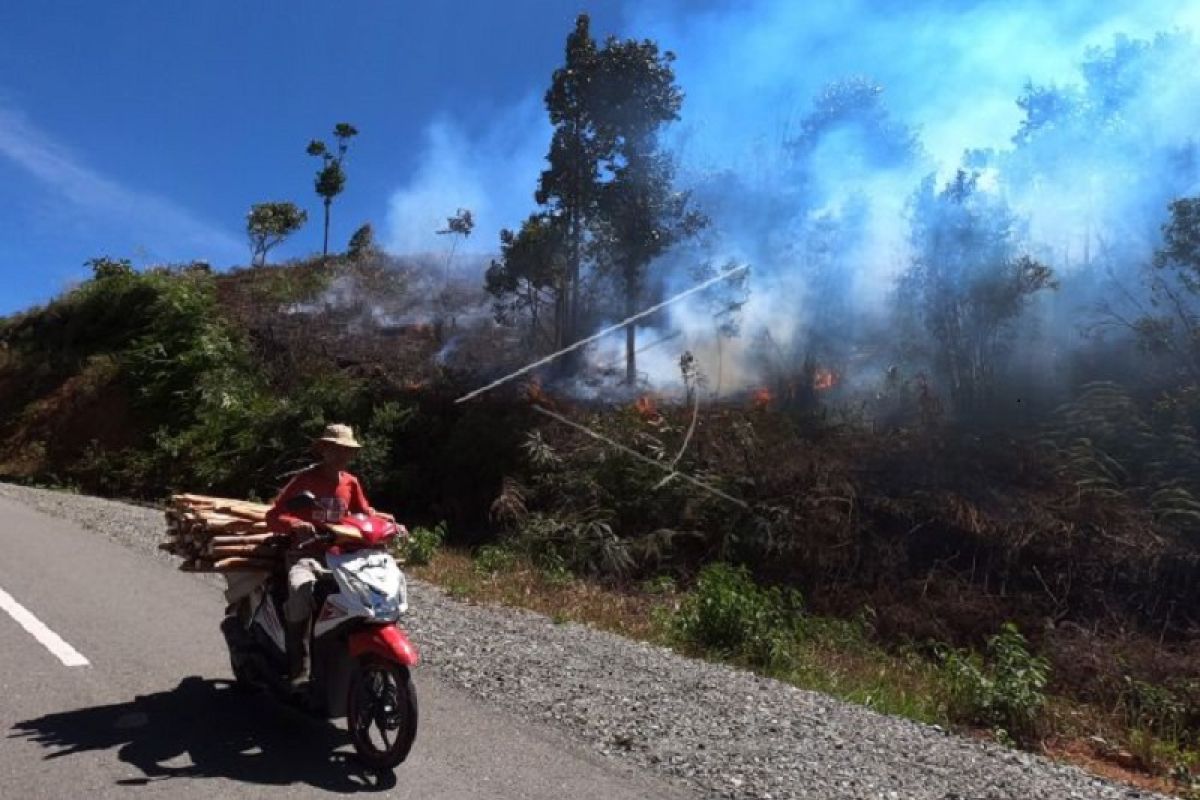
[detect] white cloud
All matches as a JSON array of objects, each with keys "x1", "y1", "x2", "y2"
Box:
[{"x1": 0, "y1": 104, "x2": 242, "y2": 263}]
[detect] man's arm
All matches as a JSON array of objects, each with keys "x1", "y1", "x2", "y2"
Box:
[
  {"x1": 347, "y1": 475, "x2": 373, "y2": 515},
  {"x1": 266, "y1": 474, "x2": 312, "y2": 534}
]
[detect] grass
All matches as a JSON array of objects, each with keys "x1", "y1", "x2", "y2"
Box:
[
  {"x1": 409, "y1": 548, "x2": 669, "y2": 641},
  {"x1": 410, "y1": 549, "x2": 954, "y2": 722},
  {"x1": 409, "y1": 545, "x2": 1200, "y2": 798}
]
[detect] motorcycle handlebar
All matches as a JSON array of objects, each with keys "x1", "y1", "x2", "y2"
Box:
[{"x1": 293, "y1": 519, "x2": 408, "y2": 549}]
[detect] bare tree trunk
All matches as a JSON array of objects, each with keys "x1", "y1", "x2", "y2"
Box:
[
  {"x1": 569, "y1": 213, "x2": 581, "y2": 350},
  {"x1": 322, "y1": 199, "x2": 331, "y2": 259},
  {"x1": 554, "y1": 277, "x2": 567, "y2": 351},
  {"x1": 715, "y1": 333, "x2": 724, "y2": 398},
  {"x1": 625, "y1": 271, "x2": 637, "y2": 385}
]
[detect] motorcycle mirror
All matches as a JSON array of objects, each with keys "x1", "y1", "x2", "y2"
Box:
[{"x1": 285, "y1": 490, "x2": 318, "y2": 511}]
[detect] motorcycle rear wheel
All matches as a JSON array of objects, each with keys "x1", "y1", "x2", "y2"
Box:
[{"x1": 347, "y1": 656, "x2": 418, "y2": 770}]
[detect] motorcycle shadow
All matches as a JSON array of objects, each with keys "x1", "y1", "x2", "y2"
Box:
[{"x1": 9, "y1": 675, "x2": 397, "y2": 793}]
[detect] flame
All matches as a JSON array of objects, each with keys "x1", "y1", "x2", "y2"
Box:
[
  {"x1": 813, "y1": 367, "x2": 838, "y2": 391},
  {"x1": 634, "y1": 394, "x2": 659, "y2": 420},
  {"x1": 751, "y1": 387, "x2": 773, "y2": 409},
  {"x1": 525, "y1": 376, "x2": 549, "y2": 405}
]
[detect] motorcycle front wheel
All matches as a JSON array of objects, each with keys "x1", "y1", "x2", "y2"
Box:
[{"x1": 347, "y1": 655, "x2": 418, "y2": 770}]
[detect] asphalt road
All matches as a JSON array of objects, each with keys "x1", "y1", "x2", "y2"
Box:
[{"x1": 0, "y1": 494, "x2": 695, "y2": 799}]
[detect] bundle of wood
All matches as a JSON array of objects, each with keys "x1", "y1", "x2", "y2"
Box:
[{"x1": 163, "y1": 494, "x2": 287, "y2": 574}]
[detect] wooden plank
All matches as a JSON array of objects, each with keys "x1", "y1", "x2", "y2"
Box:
[{"x1": 208, "y1": 544, "x2": 283, "y2": 559}]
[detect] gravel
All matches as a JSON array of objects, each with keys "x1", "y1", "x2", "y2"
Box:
[{"x1": 0, "y1": 482, "x2": 1171, "y2": 800}]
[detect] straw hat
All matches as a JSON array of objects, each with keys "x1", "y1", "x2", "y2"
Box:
[{"x1": 314, "y1": 423, "x2": 362, "y2": 449}]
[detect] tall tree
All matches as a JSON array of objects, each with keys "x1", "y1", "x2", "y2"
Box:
[
  {"x1": 431, "y1": 208, "x2": 475, "y2": 339},
  {"x1": 591, "y1": 34, "x2": 704, "y2": 383},
  {"x1": 537, "y1": 14, "x2": 602, "y2": 352},
  {"x1": 487, "y1": 14, "x2": 701, "y2": 378},
  {"x1": 436, "y1": 208, "x2": 475, "y2": 283},
  {"x1": 900, "y1": 170, "x2": 1056, "y2": 416},
  {"x1": 1140, "y1": 196, "x2": 1200, "y2": 380},
  {"x1": 246, "y1": 202, "x2": 307, "y2": 267},
  {"x1": 307, "y1": 123, "x2": 358, "y2": 260},
  {"x1": 487, "y1": 15, "x2": 602, "y2": 359}
]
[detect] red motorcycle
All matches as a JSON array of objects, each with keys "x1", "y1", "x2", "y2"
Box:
[{"x1": 220, "y1": 490, "x2": 420, "y2": 770}]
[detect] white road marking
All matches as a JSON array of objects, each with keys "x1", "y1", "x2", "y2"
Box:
[{"x1": 0, "y1": 584, "x2": 89, "y2": 667}]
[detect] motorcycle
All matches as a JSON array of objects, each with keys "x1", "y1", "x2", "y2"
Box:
[{"x1": 219, "y1": 490, "x2": 420, "y2": 770}]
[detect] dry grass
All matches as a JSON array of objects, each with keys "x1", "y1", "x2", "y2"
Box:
[{"x1": 409, "y1": 549, "x2": 673, "y2": 642}]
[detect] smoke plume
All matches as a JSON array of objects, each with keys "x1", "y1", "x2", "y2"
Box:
[{"x1": 385, "y1": 0, "x2": 1200, "y2": 398}]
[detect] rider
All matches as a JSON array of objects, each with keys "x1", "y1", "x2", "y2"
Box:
[{"x1": 266, "y1": 423, "x2": 380, "y2": 690}]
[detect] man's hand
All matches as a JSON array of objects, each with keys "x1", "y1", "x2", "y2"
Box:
[{"x1": 291, "y1": 521, "x2": 316, "y2": 536}]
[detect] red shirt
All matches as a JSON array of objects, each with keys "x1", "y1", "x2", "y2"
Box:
[{"x1": 266, "y1": 468, "x2": 373, "y2": 538}]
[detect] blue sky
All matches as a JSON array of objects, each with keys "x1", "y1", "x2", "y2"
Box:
[
  {"x1": 3, "y1": 1, "x2": 1197, "y2": 317},
  {"x1": 0, "y1": 1, "x2": 626, "y2": 313}
]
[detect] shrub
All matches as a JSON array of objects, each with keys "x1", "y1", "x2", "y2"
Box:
[
  {"x1": 1120, "y1": 676, "x2": 1190, "y2": 743},
  {"x1": 355, "y1": 400, "x2": 419, "y2": 491},
  {"x1": 640, "y1": 574, "x2": 677, "y2": 595},
  {"x1": 398, "y1": 521, "x2": 446, "y2": 566},
  {"x1": 938, "y1": 622, "x2": 1049, "y2": 741},
  {"x1": 514, "y1": 511, "x2": 635, "y2": 579},
  {"x1": 474, "y1": 544, "x2": 517, "y2": 574},
  {"x1": 672, "y1": 562, "x2": 803, "y2": 670}
]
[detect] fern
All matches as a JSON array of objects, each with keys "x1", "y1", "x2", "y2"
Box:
[
  {"x1": 1043, "y1": 382, "x2": 1200, "y2": 534},
  {"x1": 489, "y1": 476, "x2": 528, "y2": 529},
  {"x1": 522, "y1": 430, "x2": 560, "y2": 468}
]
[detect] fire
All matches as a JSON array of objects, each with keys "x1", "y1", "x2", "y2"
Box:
[
  {"x1": 634, "y1": 394, "x2": 659, "y2": 420},
  {"x1": 525, "y1": 376, "x2": 549, "y2": 405},
  {"x1": 813, "y1": 367, "x2": 838, "y2": 391},
  {"x1": 751, "y1": 387, "x2": 773, "y2": 409}
]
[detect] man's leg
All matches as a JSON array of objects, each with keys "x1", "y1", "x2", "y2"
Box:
[{"x1": 284, "y1": 558, "x2": 319, "y2": 687}]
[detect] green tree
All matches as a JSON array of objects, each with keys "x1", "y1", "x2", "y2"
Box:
[
  {"x1": 540, "y1": 15, "x2": 602, "y2": 353},
  {"x1": 246, "y1": 202, "x2": 308, "y2": 267},
  {"x1": 1141, "y1": 195, "x2": 1200, "y2": 379},
  {"x1": 485, "y1": 214, "x2": 568, "y2": 349},
  {"x1": 900, "y1": 171, "x2": 1056, "y2": 416},
  {"x1": 432, "y1": 208, "x2": 476, "y2": 339},
  {"x1": 591, "y1": 33, "x2": 704, "y2": 383},
  {"x1": 487, "y1": 14, "x2": 701, "y2": 377},
  {"x1": 85, "y1": 256, "x2": 134, "y2": 281},
  {"x1": 307, "y1": 122, "x2": 359, "y2": 260},
  {"x1": 347, "y1": 222, "x2": 377, "y2": 262},
  {"x1": 436, "y1": 208, "x2": 475, "y2": 282},
  {"x1": 488, "y1": 15, "x2": 603, "y2": 358}
]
